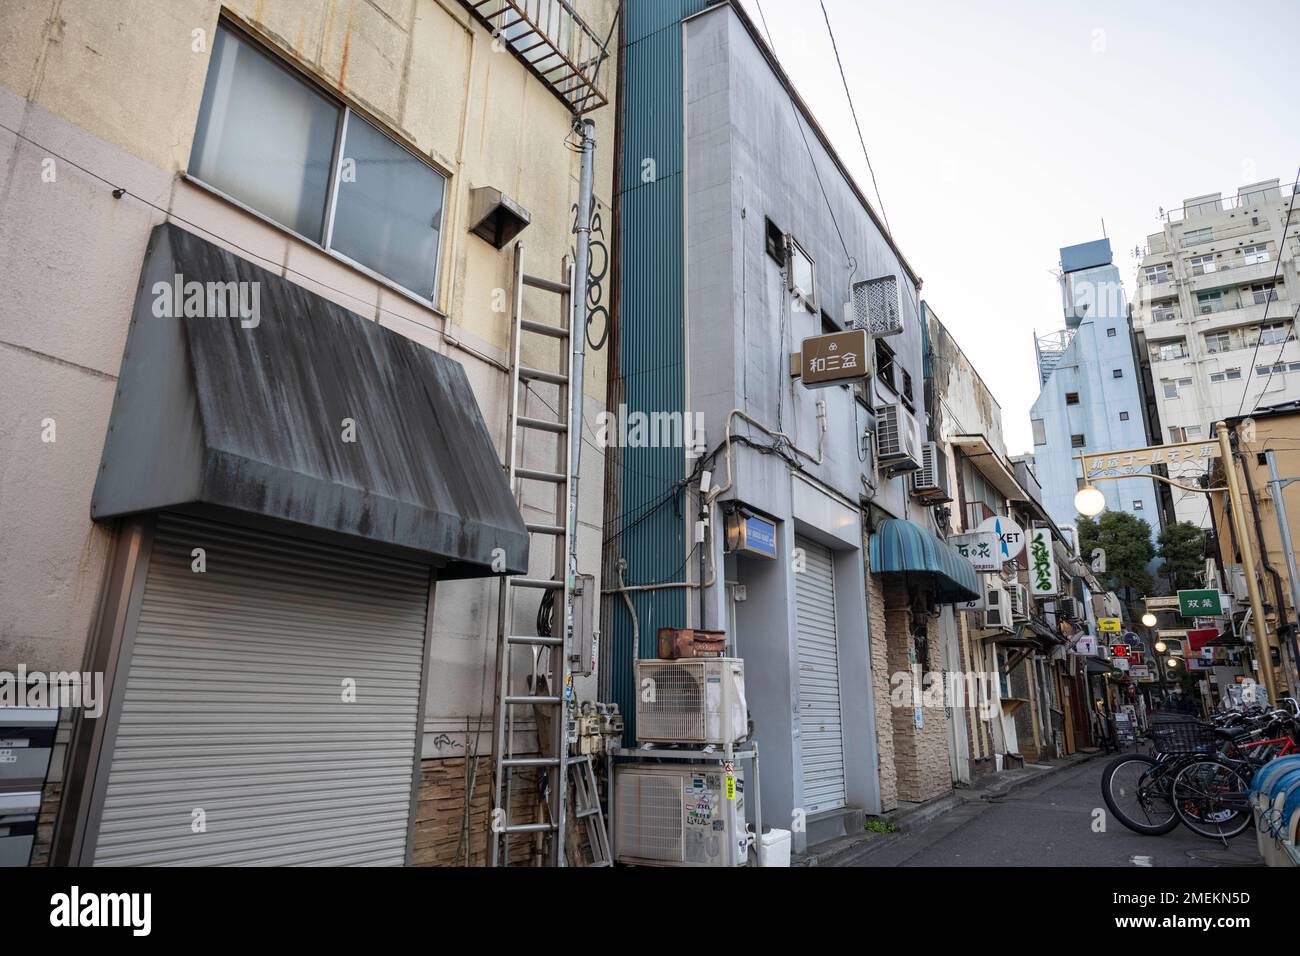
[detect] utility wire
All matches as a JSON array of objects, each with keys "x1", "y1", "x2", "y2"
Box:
[
  {"x1": 1235, "y1": 164, "x2": 1300, "y2": 416},
  {"x1": 1243, "y1": 299, "x2": 1300, "y2": 417},
  {"x1": 754, "y1": 0, "x2": 852, "y2": 269},
  {"x1": 818, "y1": 0, "x2": 891, "y2": 235}
]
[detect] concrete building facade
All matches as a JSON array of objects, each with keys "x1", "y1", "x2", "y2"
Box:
[
  {"x1": 605, "y1": 0, "x2": 980, "y2": 853},
  {"x1": 1029, "y1": 239, "x2": 1163, "y2": 536},
  {"x1": 0, "y1": 0, "x2": 618, "y2": 866},
  {"x1": 1133, "y1": 179, "x2": 1300, "y2": 527}
]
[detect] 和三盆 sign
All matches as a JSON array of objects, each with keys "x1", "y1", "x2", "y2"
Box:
[{"x1": 798, "y1": 330, "x2": 869, "y2": 388}]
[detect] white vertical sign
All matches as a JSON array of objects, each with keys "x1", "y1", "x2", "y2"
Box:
[{"x1": 1028, "y1": 527, "x2": 1058, "y2": 596}]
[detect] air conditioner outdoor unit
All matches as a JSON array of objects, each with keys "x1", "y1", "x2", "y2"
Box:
[
  {"x1": 634, "y1": 658, "x2": 747, "y2": 746},
  {"x1": 1056, "y1": 597, "x2": 1078, "y2": 621},
  {"x1": 614, "y1": 764, "x2": 749, "y2": 867},
  {"x1": 910, "y1": 441, "x2": 952, "y2": 501},
  {"x1": 874, "y1": 402, "x2": 922, "y2": 473},
  {"x1": 851, "y1": 275, "x2": 904, "y2": 337},
  {"x1": 1011, "y1": 584, "x2": 1030, "y2": 622},
  {"x1": 984, "y1": 584, "x2": 1012, "y2": 632}
]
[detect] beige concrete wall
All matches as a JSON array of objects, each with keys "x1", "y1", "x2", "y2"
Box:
[{"x1": 0, "y1": 0, "x2": 618, "y2": 748}]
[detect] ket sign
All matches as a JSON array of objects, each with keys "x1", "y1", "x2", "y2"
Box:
[{"x1": 975, "y1": 515, "x2": 1025, "y2": 563}]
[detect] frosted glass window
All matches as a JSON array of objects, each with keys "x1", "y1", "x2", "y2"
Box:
[
  {"x1": 330, "y1": 115, "x2": 446, "y2": 300},
  {"x1": 190, "y1": 26, "x2": 339, "y2": 239}
]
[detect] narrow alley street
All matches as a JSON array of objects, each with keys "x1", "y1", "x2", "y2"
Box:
[{"x1": 824, "y1": 758, "x2": 1264, "y2": 868}]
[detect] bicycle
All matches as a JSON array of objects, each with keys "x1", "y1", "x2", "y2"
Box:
[
  {"x1": 1169, "y1": 709, "x2": 1300, "y2": 840},
  {"x1": 1099, "y1": 707, "x2": 1281, "y2": 836},
  {"x1": 1101, "y1": 715, "x2": 1233, "y2": 835}
]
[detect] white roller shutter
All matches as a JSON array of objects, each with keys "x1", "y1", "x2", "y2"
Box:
[
  {"x1": 794, "y1": 536, "x2": 847, "y2": 814},
  {"x1": 92, "y1": 514, "x2": 429, "y2": 866}
]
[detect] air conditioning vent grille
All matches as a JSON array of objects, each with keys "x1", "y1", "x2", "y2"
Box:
[{"x1": 852, "y1": 275, "x2": 904, "y2": 336}]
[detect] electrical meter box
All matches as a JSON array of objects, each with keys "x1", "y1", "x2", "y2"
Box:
[{"x1": 0, "y1": 707, "x2": 58, "y2": 868}]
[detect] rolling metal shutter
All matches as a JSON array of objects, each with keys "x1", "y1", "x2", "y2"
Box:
[
  {"x1": 794, "y1": 536, "x2": 847, "y2": 814},
  {"x1": 92, "y1": 514, "x2": 429, "y2": 866}
]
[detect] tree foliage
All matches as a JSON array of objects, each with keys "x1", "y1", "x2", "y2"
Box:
[
  {"x1": 1158, "y1": 522, "x2": 1207, "y2": 590},
  {"x1": 1076, "y1": 511, "x2": 1155, "y2": 601}
]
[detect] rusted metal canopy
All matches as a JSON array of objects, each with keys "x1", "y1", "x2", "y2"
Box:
[{"x1": 92, "y1": 223, "x2": 528, "y2": 578}]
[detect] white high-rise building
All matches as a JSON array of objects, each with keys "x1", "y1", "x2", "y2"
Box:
[{"x1": 1132, "y1": 178, "x2": 1300, "y2": 526}]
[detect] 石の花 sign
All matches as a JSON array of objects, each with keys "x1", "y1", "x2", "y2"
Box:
[
  {"x1": 950, "y1": 532, "x2": 999, "y2": 572},
  {"x1": 1028, "y1": 527, "x2": 1058, "y2": 596}
]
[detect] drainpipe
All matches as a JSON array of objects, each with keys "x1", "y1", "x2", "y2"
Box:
[
  {"x1": 568, "y1": 118, "x2": 595, "y2": 626},
  {"x1": 1259, "y1": 450, "x2": 1300, "y2": 692}
]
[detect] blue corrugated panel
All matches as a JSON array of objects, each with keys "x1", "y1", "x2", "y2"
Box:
[{"x1": 607, "y1": 0, "x2": 710, "y2": 741}]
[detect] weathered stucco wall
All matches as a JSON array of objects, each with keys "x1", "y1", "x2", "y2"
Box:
[{"x1": 0, "y1": 0, "x2": 618, "y2": 756}]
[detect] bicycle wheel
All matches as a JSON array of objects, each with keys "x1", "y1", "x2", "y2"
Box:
[
  {"x1": 1170, "y1": 759, "x2": 1254, "y2": 840},
  {"x1": 1101, "y1": 753, "x2": 1178, "y2": 835}
]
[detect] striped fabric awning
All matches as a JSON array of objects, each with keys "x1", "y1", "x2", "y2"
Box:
[{"x1": 869, "y1": 518, "x2": 980, "y2": 604}]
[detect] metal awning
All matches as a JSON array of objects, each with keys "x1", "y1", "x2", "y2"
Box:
[
  {"x1": 869, "y1": 518, "x2": 980, "y2": 603},
  {"x1": 92, "y1": 223, "x2": 529, "y2": 578},
  {"x1": 949, "y1": 435, "x2": 1032, "y2": 502}
]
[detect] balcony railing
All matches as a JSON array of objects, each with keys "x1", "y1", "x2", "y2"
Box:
[{"x1": 462, "y1": 0, "x2": 611, "y2": 114}]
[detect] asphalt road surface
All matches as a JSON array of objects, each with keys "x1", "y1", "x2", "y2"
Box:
[{"x1": 830, "y1": 758, "x2": 1263, "y2": 867}]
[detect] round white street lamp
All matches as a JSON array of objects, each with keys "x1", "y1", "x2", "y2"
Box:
[
  {"x1": 1074, "y1": 484, "x2": 1106, "y2": 518},
  {"x1": 1166, "y1": 657, "x2": 1180, "y2": 669},
  {"x1": 1141, "y1": 612, "x2": 1157, "y2": 628},
  {"x1": 1155, "y1": 640, "x2": 1167, "y2": 653}
]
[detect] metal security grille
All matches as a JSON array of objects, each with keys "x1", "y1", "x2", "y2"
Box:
[
  {"x1": 852, "y1": 275, "x2": 903, "y2": 336},
  {"x1": 794, "y1": 537, "x2": 847, "y2": 814},
  {"x1": 91, "y1": 514, "x2": 430, "y2": 866}
]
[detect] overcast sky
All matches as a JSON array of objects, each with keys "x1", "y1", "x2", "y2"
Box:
[{"x1": 736, "y1": 0, "x2": 1299, "y2": 454}]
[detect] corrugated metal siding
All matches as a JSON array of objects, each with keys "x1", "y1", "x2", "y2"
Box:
[
  {"x1": 92, "y1": 514, "x2": 429, "y2": 866},
  {"x1": 794, "y1": 537, "x2": 847, "y2": 814},
  {"x1": 606, "y1": 0, "x2": 710, "y2": 740}
]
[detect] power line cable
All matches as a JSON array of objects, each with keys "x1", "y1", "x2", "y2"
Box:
[
  {"x1": 818, "y1": 0, "x2": 890, "y2": 235},
  {"x1": 754, "y1": 0, "x2": 852, "y2": 269}
]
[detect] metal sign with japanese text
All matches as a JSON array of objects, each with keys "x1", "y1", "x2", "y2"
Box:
[
  {"x1": 1177, "y1": 589, "x2": 1223, "y2": 617},
  {"x1": 1081, "y1": 440, "x2": 1221, "y2": 476},
  {"x1": 1028, "y1": 527, "x2": 1058, "y2": 596},
  {"x1": 1098, "y1": 617, "x2": 1121, "y2": 633},
  {"x1": 950, "y1": 532, "x2": 1000, "y2": 572},
  {"x1": 799, "y1": 330, "x2": 869, "y2": 388}
]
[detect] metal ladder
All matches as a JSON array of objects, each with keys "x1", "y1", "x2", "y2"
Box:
[
  {"x1": 490, "y1": 241, "x2": 578, "y2": 867},
  {"x1": 571, "y1": 754, "x2": 612, "y2": 866}
]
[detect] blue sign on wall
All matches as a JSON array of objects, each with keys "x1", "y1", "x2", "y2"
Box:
[{"x1": 743, "y1": 514, "x2": 777, "y2": 559}]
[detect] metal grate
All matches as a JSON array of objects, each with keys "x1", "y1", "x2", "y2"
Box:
[
  {"x1": 852, "y1": 275, "x2": 903, "y2": 337},
  {"x1": 615, "y1": 772, "x2": 683, "y2": 862},
  {"x1": 462, "y1": 0, "x2": 611, "y2": 114},
  {"x1": 637, "y1": 662, "x2": 706, "y2": 741}
]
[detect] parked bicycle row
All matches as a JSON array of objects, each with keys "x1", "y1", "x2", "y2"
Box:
[{"x1": 1102, "y1": 697, "x2": 1300, "y2": 843}]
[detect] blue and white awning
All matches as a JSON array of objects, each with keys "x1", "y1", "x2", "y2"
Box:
[{"x1": 869, "y1": 518, "x2": 981, "y2": 604}]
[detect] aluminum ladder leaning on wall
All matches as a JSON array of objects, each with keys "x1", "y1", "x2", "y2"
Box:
[{"x1": 489, "y1": 242, "x2": 578, "y2": 866}]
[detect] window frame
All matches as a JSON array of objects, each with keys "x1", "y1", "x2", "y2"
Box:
[
  {"x1": 1242, "y1": 244, "x2": 1270, "y2": 266},
  {"x1": 186, "y1": 19, "x2": 451, "y2": 311}
]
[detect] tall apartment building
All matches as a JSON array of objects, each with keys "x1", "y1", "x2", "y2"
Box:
[
  {"x1": 1132, "y1": 178, "x2": 1300, "y2": 526},
  {"x1": 1029, "y1": 239, "x2": 1163, "y2": 537}
]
